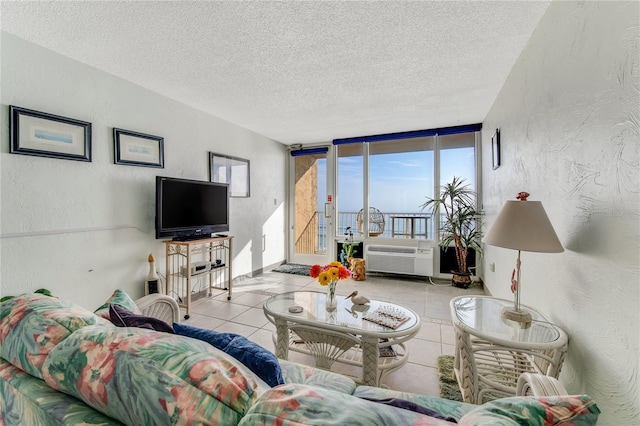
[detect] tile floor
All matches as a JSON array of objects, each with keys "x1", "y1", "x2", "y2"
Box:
[{"x1": 181, "y1": 269, "x2": 486, "y2": 396}]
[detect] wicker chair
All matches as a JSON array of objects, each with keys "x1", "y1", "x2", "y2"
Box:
[
  {"x1": 135, "y1": 294, "x2": 181, "y2": 324},
  {"x1": 357, "y1": 207, "x2": 385, "y2": 237}
]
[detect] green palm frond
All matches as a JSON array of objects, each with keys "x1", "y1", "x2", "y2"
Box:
[{"x1": 421, "y1": 176, "x2": 483, "y2": 274}]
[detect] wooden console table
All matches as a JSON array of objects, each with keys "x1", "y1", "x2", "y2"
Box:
[{"x1": 164, "y1": 236, "x2": 233, "y2": 319}]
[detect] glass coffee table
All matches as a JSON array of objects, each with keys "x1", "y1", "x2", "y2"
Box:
[{"x1": 263, "y1": 291, "x2": 421, "y2": 387}]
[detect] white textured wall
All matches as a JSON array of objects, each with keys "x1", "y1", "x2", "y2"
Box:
[
  {"x1": 482, "y1": 2, "x2": 639, "y2": 424},
  {"x1": 0, "y1": 33, "x2": 287, "y2": 308}
]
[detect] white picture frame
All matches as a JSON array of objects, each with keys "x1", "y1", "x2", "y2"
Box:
[{"x1": 209, "y1": 152, "x2": 250, "y2": 198}]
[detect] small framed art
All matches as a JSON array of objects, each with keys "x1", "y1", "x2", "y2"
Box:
[
  {"x1": 491, "y1": 129, "x2": 501, "y2": 170},
  {"x1": 114, "y1": 128, "x2": 164, "y2": 168},
  {"x1": 209, "y1": 152, "x2": 250, "y2": 198},
  {"x1": 9, "y1": 105, "x2": 92, "y2": 162}
]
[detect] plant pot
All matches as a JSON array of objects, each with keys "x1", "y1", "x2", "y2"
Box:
[{"x1": 451, "y1": 271, "x2": 472, "y2": 289}]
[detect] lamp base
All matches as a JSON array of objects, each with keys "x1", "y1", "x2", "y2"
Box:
[{"x1": 501, "y1": 306, "x2": 532, "y2": 327}]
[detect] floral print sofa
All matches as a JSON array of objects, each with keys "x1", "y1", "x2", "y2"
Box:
[{"x1": 0, "y1": 293, "x2": 600, "y2": 425}]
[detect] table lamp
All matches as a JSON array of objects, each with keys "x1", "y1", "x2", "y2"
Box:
[{"x1": 483, "y1": 192, "x2": 564, "y2": 324}]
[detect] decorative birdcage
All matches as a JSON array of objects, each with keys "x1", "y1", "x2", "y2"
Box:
[{"x1": 357, "y1": 207, "x2": 385, "y2": 237}]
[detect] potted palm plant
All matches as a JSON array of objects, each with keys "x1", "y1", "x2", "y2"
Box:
[{"x1": 421, "y1": 176, "x2": 482, "y2": 288}]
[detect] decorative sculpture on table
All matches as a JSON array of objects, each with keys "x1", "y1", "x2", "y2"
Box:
[{"x1": 345, "y1": 290, "x2": 370, "y2": 305}]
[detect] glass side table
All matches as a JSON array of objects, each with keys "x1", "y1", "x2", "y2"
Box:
[{"x1": 450, "y1": 295, "x2": 568, "y2": 404}]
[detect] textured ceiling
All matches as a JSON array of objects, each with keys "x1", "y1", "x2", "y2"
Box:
[{"x1": 1, "y1": 1, "x2": 551, "y2": 145}]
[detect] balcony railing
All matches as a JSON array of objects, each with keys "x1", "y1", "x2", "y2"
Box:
[{"x1": 296, "y1": 211, "x2": 436, "y2": 255}]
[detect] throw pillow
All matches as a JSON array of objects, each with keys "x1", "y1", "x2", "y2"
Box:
[
  {"x1": 173, "y1": 322, "x2": 284, "y2": 387},
  {"x1": 109, "y1": 304, "x2": 175, "y2": 333},
  {"x1": 94, "y1": 289, "x2": 142, "y2": 320}
]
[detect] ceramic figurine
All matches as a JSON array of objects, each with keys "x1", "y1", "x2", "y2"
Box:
[{"x1": 345, "y1": 290, "x2": 370, "y2": 305}]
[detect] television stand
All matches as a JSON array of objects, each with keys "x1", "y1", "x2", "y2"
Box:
[
  {"x1": 164, "y1": 236, "x2": 233, "y2": 320},
  {"x1": 172, "y1": 234, "x2": 214, "y2": 242}
]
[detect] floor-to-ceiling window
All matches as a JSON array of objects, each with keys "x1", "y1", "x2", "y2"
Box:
[
  {"x1": 288, "y1": 125, "x2": 480, "y2": 266},
  {"x1": 334, "y1": 124, "x2": 481, "y2": 244},
  {"x1": 437, "y1": 131, "x2": 479, "y2": 274}
]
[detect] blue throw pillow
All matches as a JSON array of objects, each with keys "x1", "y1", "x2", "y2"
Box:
[{"x1": 173, "y1": 322, "x2": 284, "y2": 387}]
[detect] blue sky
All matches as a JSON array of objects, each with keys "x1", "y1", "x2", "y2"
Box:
[{"x1": 318, "y1": 147, "x2": 476, "y2": 213}]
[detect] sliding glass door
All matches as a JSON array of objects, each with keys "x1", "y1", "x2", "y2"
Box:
[{"x1": 289, "y1": 147, "x2": 334, "y2": 266}]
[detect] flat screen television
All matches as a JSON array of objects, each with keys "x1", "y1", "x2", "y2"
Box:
[{"x1": 156, "y1": 176, "x2": 229, "y2": 240}]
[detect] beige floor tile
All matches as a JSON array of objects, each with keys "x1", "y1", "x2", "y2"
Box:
[
  {"x1": 232, "y1": 281, "x2": 282, "y2": 294},
  {"x1": 214, "y1": 321, "x2": 259, "y2": 337},
  {"x1": 230, "y1": 307, "x2": 270, "y2": 328},
  {"x1": 286, "y1": 351, "x2": 317, "y2": 367},
  {"x1": 189, "y1": 298, "x2": 225, "y2": 315},
  {"x1": 416, "y1": 321, "x2": 442, "y2": 342},
  {"x1": 441, "y1": 324, "x2": 456, "y2": 345},
  {"x1": 202, "y1": 302, "x2": 252, "y2": 321},
  {"x1": 406, "y1": 338, "x2": 442, "y2": 368},
  {"x1": 270, "y1": 284, "x2": 309, "y2": 294},
  {"x1": 382, "y1": 362, "x2": 440, "y2": 397},
  {"x1": 261, "y1": 320, "x2": 276, "y2": 333},
  {"x1": 209, "y1": 290, "x2": 233, "y2": 301},
  {"x1": 181, "y1": 313, "x2": 225, "y2": 330},
  {"x1": 442, "y1": 343, "x2": 455, "y2": 357},
  {"x1": 227, "y1": 292, "x2": 272, "y2": 307}
]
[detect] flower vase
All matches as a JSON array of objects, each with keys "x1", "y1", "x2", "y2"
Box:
[{"x1": 326, "y1": 281, "x2": 337, "y2": 311}]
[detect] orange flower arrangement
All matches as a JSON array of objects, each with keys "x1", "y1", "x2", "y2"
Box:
[
  {"x1": 310, "y1": 261, "x2": 350, "y2": 310},
  {"x1": 309, "y1": 261, "x2": 350, "y2": 286}
]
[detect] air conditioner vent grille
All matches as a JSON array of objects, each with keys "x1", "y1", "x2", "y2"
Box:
[
  {"x1": 365, "y1": 244, "x2": 434, "y2": 277},
  {"x1": 367, "y1": 246, "x2": 416, "y2": 254}
]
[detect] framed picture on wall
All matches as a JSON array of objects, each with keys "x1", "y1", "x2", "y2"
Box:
[
  {"x1": 491, "y1": 129, "x2": 501, "y2": 170},
  {"x1": 9, "y1": 105, "x2": 92, "y2": 162},
  {"x1": 113, "y1": 128, "x2": 164, "y2": 168},
  {"x1": 209, "y1": 152, "x2": 250, "y2": 197}
]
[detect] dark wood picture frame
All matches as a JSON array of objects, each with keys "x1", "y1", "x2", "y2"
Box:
[
  {"x1": 491, "y1": 129, "x2": 501, "y2": 170},
  {"x1": 113, "y1": 128, "x2": 164, "y2": 168},
  {"x1": 209, "y1": 152, "x2": 250, "y2": 198},
  {"x1": 9, "y1": 105, "x2": 92, "y2": 162}
]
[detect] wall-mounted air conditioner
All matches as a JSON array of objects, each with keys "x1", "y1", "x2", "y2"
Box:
[{"x1": 365, "y1": 244, "x2": 434, "y2": 277}]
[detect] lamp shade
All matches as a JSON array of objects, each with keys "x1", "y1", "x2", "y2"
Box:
[{"x1": 484, "y1": 200, "x2": 564, "y2": 253}]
